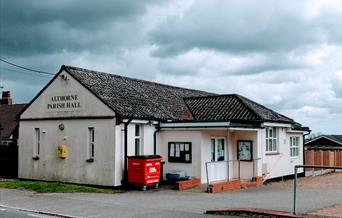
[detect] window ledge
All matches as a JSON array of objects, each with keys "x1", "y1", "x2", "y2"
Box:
[
  {"x1": 32, "y1": 156, "x2": 40, "y2": 160},
  {"x1": 290, "y1": 156, "x2": 299, "y2": 159},
  {"x1": 86, "y1": 158, "x2": 94, "y2": 163},
  {"x1": 265, "y1": 152, "x2": 280, "y2": 156}
]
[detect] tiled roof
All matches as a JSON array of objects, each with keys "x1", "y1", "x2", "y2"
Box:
[
  {"x1": 327, "y1": 135, "x2": 342, "y2": 144},
  {"x1": 62, "y1": 65, "x2": 298, "y2": 124},
  {"x1": 0, "y1": 104, "x2": 26, "y2": 138},
  {"x1": 184, "y1": 94, "x2": 294, "y2": 123},
  {"x1": 64, "y1": 66, "x2": 212, "y2": 120},
  {"x1": 305, "y1": 135, "x2": 342, "y2": 149}
]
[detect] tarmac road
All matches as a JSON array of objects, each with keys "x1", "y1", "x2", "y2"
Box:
[
  {"x1": 0, "y1": 207, "x2": 52, "y2": 218},
  {"x1": 0, "y1": 174, "x2": 341, "y2": 218}
]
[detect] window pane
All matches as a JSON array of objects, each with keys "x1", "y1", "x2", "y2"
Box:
[
  {"x1": 91, "y1": 144, "x2": 94, "y2": 157},
  {"x1": 211, "y1": 139, "x2": 215, "y2": 161},
  {"x1": 135, "y1": 139, "x2": 140, "y2": 155},
  {"x1": 273, "y1": 139, "x2": 277, "y2": 151},
  {"x1": 135, "y1": 125, "x2": 140, "y2": 137},
  {"x1": 88, "y1": 128, "x2": 95, "y2": 158},
  {"x1": 35, "y1": 128, "x2": 40, "y2": 155},
  {"x1": 217, "y1": 139, "x2": 225, "y2": 161},
  {"x1": 273, "y1": 128, "x2": 276, "y2": 138}
]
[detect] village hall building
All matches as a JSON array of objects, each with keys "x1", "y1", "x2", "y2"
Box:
[{"x1": 19, "y1": 65, "x2": 309, "y2": 187}]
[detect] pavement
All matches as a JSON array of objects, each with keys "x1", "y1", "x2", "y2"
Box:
[
  {"x1": 0, "y1": 206, "x2": 52, "y2": 218},
  {"x1": 0, "y1": 181, "x2": 341, "y2": 218}
]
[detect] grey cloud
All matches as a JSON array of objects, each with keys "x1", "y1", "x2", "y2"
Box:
[
  {"x1": 150, "y1": 0, "x2": 341, "y2": 57},
  {"x1": 0, "y1": 0, "x2": 163, "y2": 56}
]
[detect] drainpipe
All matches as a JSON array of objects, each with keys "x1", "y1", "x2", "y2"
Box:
[
  {"x1": 123, "y1": 118, "x2": 133, "y2": 186},
  {"x1": 153, "y1": 122, "x2": 160, "y2": 155}
]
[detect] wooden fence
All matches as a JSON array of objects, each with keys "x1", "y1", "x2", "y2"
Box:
[{"x1": 305, "y1": 150, "x2": 342, "y2": 173}]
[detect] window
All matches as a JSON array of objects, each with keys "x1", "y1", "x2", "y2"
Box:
[
  {"x1": 168, "y1": 142, "x2": 191, "y2": 163},
  {"x1": 266, "y1": 127, "x2": 277, "y2": 152},
  {"x1": 34, "y1": 128, "x2": 40, "y2": 156},
  {"x1": 135, "y1": 125, "x2": 141, "y2": 155},
  {"x1": 211, "y1": 138, "x2": 225, "y2": 161},
  {"x1": 88, "y1": 127, "x2": 95, "y2": 159},
  {"x1": 290, "y1": 136, "x2": 300, "y2": 157}
]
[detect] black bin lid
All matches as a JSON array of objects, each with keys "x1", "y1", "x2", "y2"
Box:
[{"x1": 128, "y1": 155, "x2": 162, "y2": 159}]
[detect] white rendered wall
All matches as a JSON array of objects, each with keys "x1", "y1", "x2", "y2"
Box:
[
  {"x1": 19, "y1": 69, "x2": 118, "y2": 186},
  {"x1": 114, "y1": 123, "x2": 157, "y2": 186},
  {"x1": 159, "y1": 130, "x2": 203, "y2": 181},
  {"x1": 262, "y1": 127, "x2": 304, "y2": 180},
  {"x1": 229, "y1": 130, "x2": 258, "y2": 180},
  {"x1": 19, "y1": 119, "x2": 116, "y2": 186}
]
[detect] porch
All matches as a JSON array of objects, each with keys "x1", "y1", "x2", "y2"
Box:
[
  {"x1": 159, "y1": 127, "x2": 265, "y2": 190},
  {"x1": 202, "y1": 128, "x2": 264, "y2": 192},
  {"x1": 205, "y1": 159, "x2": 263, "y2": 193}
]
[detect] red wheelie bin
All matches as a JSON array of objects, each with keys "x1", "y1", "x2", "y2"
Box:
[{"x1": 128, "y1": 155, "x2": 162, "y2": 191}]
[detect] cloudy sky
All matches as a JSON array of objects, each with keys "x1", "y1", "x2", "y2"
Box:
[{"x1": 0, "y1": 0, "x2": 341, "y2": 134}]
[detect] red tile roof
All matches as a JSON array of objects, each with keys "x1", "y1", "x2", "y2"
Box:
[{"x1": 0, "y1": 104, "x2": 26, "y2": 138}]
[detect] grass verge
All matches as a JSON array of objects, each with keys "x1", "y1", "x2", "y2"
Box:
[{"x1": 0, "y1": 180, "x2": 123, "y2": 193}]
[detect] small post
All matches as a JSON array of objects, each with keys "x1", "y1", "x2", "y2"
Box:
[
  {"x1": 252, "y1": 159, "x2": 255, "y2": 179},
  {"x1": 238, "y1": 160, "x2": 241, "y2": 181},
  {"x1": 205, "y1": 162, "x2": 210, "y2": 192},
  {"x1": 293, "y1": 166, "x2": 298, "y2": 215},
  {"x1": 227, "y1": 161, "x2": 230, "y2": 182}
]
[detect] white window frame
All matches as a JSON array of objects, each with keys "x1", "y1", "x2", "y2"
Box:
[
  {"x1": 265, "y1": 127, "x2": 278, "y2": 153},
  {"x1": 34, "y1": 128, "x2": 40, "y2": 157},
  {"x1": 211, "y1": 137, "x2": 225, "y2": 162},
  {"x1": 290, "y1": 136, "x2": 300, "y2": 158},
  {"x1": 135, "y1": 125, "x2": 142, "y2": 156},
  {"x1": 88, "y1": 127, "x2": 95, "y2": 159}
]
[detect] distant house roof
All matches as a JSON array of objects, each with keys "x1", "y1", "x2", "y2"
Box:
[
  {"x1": 23, "y1": 65, "x2": 307, "y2": 129},
  {"x1": 0, "y1": 104, "x2": 26, "y2": 138},
  {"x1": 305, "y1": 135, "x2": 342, "y2": 150}
]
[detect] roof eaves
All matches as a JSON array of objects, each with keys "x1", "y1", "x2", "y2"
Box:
[{"x1": 18, "y1": 67, "x2": 63, "y2": 118}]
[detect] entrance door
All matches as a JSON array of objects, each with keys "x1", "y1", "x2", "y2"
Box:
[{"x1": 208, "y1": 138, "x2": 227, "y2": 182}]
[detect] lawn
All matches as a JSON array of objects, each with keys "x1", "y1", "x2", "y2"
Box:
[{"x1": 0, "y1": 180, "x2": 123, "y2": 193}]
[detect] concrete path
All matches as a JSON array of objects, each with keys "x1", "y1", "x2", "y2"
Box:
[{"x1": 0, "y1": 181, "x2": 341, "y2": 217}]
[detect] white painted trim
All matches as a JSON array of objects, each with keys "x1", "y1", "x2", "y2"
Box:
[
  {"x1": 228, "y1": 127, "x2": 259, "y2": 131},
  {"x1": 263, "y1": 122, "x2": 292, "y2": 128},
  {"x1": 122, "y1": 119, "x2": 158, "y2": 124},
  {"x1": 160, "y1": 127, "x2": 229, "y2": 131},
  {"x1": 286, "y1": 130, "x2": 305, "y2": 133},
  {"x1": 305, "y1": 135, "x2": 342, "y2": 146},
  {"x1": 160, "y1": 122, "x2": 230, "y2": 128}
]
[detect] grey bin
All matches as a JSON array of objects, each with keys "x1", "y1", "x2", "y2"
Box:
[{"x1": 166, "y1": 170, "x2": 189, "y2": 182}]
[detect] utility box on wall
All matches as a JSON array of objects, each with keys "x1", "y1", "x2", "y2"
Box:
[{"x1": 57, "y1": 144, "x2": 68, "y2": 159}]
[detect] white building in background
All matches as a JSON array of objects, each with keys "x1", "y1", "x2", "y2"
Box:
[{"x1": 18, "y1": 65, "x2": 310, "y2": 186}]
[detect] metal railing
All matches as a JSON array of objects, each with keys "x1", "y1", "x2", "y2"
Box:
[
  {"x1": 293, "y1": 165, "x2": 342, "y2": 215},
  {"x1": 205, "y1": 158, "x2": 261, "y2": 188}
]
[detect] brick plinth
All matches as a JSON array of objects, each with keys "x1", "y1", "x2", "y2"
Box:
[
  {"x1": 175, "y1": 178, "x2": 200, "y2": 190},
  {"x1": 209, "y1": 178, "x2": 264, "y2": 193}
]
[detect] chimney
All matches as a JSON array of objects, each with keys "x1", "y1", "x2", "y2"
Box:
[{"x1": 1, "y1": 91, "x2": 13, "y2": 105}]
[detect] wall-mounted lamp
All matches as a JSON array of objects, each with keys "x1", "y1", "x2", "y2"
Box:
[{"x1": 60, "y1": 74, "x2": 68, "y2": 80}]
